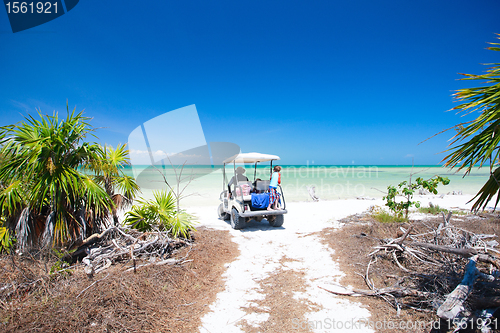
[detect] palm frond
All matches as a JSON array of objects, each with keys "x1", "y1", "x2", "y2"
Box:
[
  {"x1": 441, "y1": 35, "x2": 500, "y2": 211},
  {"x1": 124, "y1": 190, "x2": 195, "y2": 237},
  {"x1": 40, "y1": 211, "x2": 55, "y2": 248},
  {"x1": 124, "y1": 205, "x2": 152, "y2": 232},
  {"x1": 0, "y1": 180, "x2": 26, "y2": 220},
  {"x1": 169, "y1": 211, "x2": 197, "y2": 238},
  {"x1": 469, "y1": 167, "x2": 500, "y2": 211},
  {"x1": 80, "y1": 174, "x2": 113, "y2": 217},
  {"x1": 113, "y1": 175, "x2": 140, "y2": 200},
  {"x1": 0, "y1": 223, "x2": 14, "y2": 253}
]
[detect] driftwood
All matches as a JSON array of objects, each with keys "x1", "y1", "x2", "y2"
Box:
[
  {"x1": 75, "y1": 226, "x2": 191, "y2": 276},
  {"x1": 307, "y1": 186, "x2": 319, "y2": 202},
  {"x1": 437, "y1": 255, "x2": 481, "y2": 319},
  {"x1": 323, "y1": 210, "x2": 500, "y2": 329},
  {"x1": 396, "y1": 225, "x2": 413, "y2": 245},
  {"x1": 63, "y1": 227, "x2": 138, "y2": 263},
  {"x1": 319, "y1": 285, "x2": 434, "y2": 298},
  {"x1": 409, "y1": 242, "x2": 479, "y2": 257}
]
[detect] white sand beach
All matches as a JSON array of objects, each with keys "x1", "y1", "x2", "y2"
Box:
[{"x1": 187, "y1": 194, "x2": 476, "y2": 332}]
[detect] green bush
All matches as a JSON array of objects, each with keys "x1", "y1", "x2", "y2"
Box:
[
  {"x1": 384, "y1": 175, "x2": 450, "y2": 219},
  {"x1": 124, "y1": 190, "x2": 196, "y2": 238}
]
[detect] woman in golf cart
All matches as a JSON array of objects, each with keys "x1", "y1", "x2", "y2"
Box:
[
  {"x1": 228, "y1": 166, "x2": 248, "y2": 187},
  {"x1": 227, "y1": 166, "x2": 250, "y2": 197}
]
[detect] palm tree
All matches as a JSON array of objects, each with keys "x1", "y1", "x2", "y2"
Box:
[
  {"x1": 89, "y1": 144, "x2": 140, "y2": 226},
  {"x1": 442, "y1": 34, "x2": 500, "y2": 211},
  {"x1": 0, "y1": 103, "x2": 137, "y2": 250}
]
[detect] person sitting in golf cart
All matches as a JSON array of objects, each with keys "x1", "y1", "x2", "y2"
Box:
[
  {"x1": 228, "y1": 167, "x2": 250, "y2": 197},
  {"x1": 268, "y1": 165, "x2": 282, "y2": 210}
]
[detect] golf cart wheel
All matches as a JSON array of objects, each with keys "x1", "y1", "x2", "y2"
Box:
[
  {"x1": 269, "y1": 214, "x2": 284, "y2": 227},
  {"x1": 218, "y1": 203, "x2": 229, "y2": 220},
  {"x1": 230, "y1": 208, "x2": 246, "y2": 230}
]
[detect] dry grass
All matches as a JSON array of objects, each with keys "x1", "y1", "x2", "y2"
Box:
[
  {"x1": 320, "y1": 212, "x2": 500, "y2": 333},
  {"x1": 0, "y1": 227, "x2": 238, "y2": 333}
]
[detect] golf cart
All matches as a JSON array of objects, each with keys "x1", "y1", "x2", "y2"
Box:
[{"x1": 217, "y1": 153, "x2": 287, "y2": 229}]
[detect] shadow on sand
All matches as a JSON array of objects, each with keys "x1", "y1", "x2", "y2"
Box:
[{"x1": 220, "y1": 217, "x2": 285, "y2": 232}]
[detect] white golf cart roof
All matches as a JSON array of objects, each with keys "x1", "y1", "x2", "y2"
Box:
[{"x1": 224, "y1": 152, "x2": 280, "y2": 164}]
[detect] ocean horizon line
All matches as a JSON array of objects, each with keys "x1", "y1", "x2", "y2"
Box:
[{"x1": 120, "y1": 164, "x2": 485, "y2": 169}]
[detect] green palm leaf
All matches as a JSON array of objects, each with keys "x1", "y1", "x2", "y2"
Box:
[
  {"x1": 124, "y1": 190, "x2": 196, "y2": 237},
  {"x1": 169, "y1": 211, "x2": 196, "y2": 239},
  {"x1": 113, "y1": 175, "x2": 141, "y2": 201},
  {"x1": 441, "y1": 35, "x2": 500, "y2": 211},
  {"x1": 469, "y1": 167, "x2": 500, "y2": 211},
  {"x1": 0, "y1": 180, "x2": 26, "y2": 218}
]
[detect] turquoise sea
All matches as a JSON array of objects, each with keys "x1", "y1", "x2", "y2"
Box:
[{"x1": 122, "y1": 165, "x2": 491, "y2": 207}]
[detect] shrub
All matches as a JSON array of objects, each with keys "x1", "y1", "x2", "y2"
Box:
[
  {"x1": 124, "y1": 190, "x2": 196, "y2": 238},
  {"x1": 383, "y1": 175, "x2": 450, "y2": 219}
]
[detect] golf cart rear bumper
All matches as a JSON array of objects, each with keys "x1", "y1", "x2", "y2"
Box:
[{"x1": 239, "y1": 209, "x2": 287, "y2": 218}]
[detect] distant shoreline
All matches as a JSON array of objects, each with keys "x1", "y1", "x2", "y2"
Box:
[{"x1": 121, "y1": 164, "x2": 488, "y2": 169}]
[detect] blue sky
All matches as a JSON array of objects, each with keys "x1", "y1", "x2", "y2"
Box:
[{"x1": 1, "y1": 0, "x2": 499, "y2": 165}]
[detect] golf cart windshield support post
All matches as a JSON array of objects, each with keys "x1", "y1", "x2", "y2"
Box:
[
  {"x1": 253, "y1": 162, "x2": 257, "y2": 182},
  {"x1": 233, "y1": 161, "x2": 237, "y2": 185},
  {"x1": 270, "y1": 160, "x2": 273, "y2": 177},
  {"x1": 222, "y1": 163, "x2": 226, "y2": 191}
]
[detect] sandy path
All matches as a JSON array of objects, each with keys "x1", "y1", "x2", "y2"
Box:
[
  {"x1": 189, "y1": 200, "x2": 379, "y2": 332},
  {"x1": 188, "y1": 196, "x2": 475, "y2": 333}
]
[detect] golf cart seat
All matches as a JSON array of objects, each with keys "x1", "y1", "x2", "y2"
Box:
[
  {"x1": 255, "y1": 180, "x2": 270, "y2": 192},
  {"x1": 235, "y1": 181, "x2": 252, "y2": 196}
]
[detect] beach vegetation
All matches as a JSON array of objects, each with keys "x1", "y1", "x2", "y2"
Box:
[
  {"x1": 383, "y1": 176, "x2": 450, "y2": 219},
  {"x1": 370, "y1": 208, "x2": 407, "y2": 223},
  {"x1": 0, "y1": 220, "x2": 14, "y2": 252},
  {"x1": 418, "y1": 204, "x2": 448, "y2": 215},
  {"x1": 0, "y1": 103, "x2": 139, "y2": 250},
  {"x1": 369, "y1": 205, "x2": 407, "y2": 223},
  {"x1": 49, "y1": 248, "x2": 73, "y2": 276},
  {"x1": 88, "y1": 144, "x2": 141, "y2": 226},
  {"x1": 441, "y1": 34, "x2": 500, "y2": 211},
  {"x1": 124, "y1": 190, "x2": 196, "y2": 238}
]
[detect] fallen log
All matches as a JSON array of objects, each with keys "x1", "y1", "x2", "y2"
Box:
[
  {"x1": 437, "y1": 255, "x2": 480, "y2": 319},
  {"x1": 409, "y1": 242, "x2": 479, "y2": 257},
  {"x1": 319, "y1": 285, "x2": 434, "y2": 298},
  {"x1": 63, "y1": 227, "x2": 133, "y2": 263}
]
